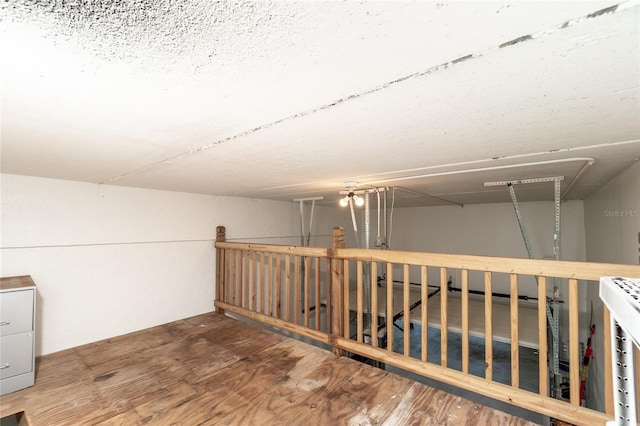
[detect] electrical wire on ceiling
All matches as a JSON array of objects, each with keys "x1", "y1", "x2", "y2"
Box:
[{"x1": 395, "y1": 186, "x2": 463, "y2": 207}]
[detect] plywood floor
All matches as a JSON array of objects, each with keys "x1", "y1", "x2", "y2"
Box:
[{"x1": 1, "y1": 313, "x2": 537, "y2": 425}]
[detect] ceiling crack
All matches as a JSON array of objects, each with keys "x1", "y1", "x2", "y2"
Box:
[{"x1": 100, "y1": 0, "x2": 639, "y2": 186}]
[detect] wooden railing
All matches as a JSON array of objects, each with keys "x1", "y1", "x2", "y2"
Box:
[
  {"x1": 215, "y1": 226, "x2": 333, "y2": 345},
  {"x1": 214, "y1": 226, "x2": 640, "y2": 425}
]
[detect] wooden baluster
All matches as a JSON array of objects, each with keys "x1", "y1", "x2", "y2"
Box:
[
  {"x1": 603, "y1": 305, "x2": 616, "y2": 415},
  {"x1": 238, "y1": 250, "x2": 243, "y2": 307},
  {"x1": 357, "y1": 260, "x2": 363, "y2": 343},
  {"x1": 404, "y1": 264, "x2": 410, "y2": 357},
  {"x1": 330, "y1": 226, "x2": 345, "y2": 357},
  {"x1": 294, "y1": 255, "x2": 300, "y2": 325},
  {"x1": 461, "y1": 269, "x2": 469, "y2": 374},
  {"x1": 537, "y1": 276, "x2": 548, "y2": 397},
  {"x1": 371, "y1": 262, "x2": 378, "y2": 348},
  {"x1": 441, "y1": 267, "x2": 448, "y2": 368},
  {"x1": 215, "y1": 226, "x2": 226, "y2": 315},
  {"x1": 268, "y1": 253, "x2": 274, "y2": 317},
  {"x1": 314, "y1": 257, "x2": 321, "y2": 330},
  {"x1": 243, "y1": 251, "x2": 249, "y2": 308},
  {"x1": 421, "y1": 265, "x2": 428, "y2": 362},
  {"x1": 231, "y1": 249, "x2": 242, "y2": 306},
  {"x1": 325, "y1": 257, "x2": 332, "y2": 333},
  {"x1": 285, "y1": 254, "x2": 291, "y2": 322},
  {"x1": 252, "y1": 251, "x2": 257, "y2": 311},
  {"x1": 510, "y1": 273, "x2": 519, "y2": 388},
  {"x1": 230, "y1": 248, "x2": 234, "y2": 305},
  {"x1": 276, "y1": 254, "x2": 282, "y2": 319},
  {"x1": 343, "y1": 260, "x2": 350, "y2": 339},
  {"x1": 228, "y1": 249, "x2": 233, "y2": 306},
  {"x1": 259, "y1": 252, "x2": 265, "y2": 314},
  {"x1": 304, "y1": 256, "x2": 310, "y2": 328},
  {"x1": 387, "y1": 263, "x2": 394, "y2": 351},
  {"x1": 484, "y1": 271, "x2": 493, "y2": 381},
  {"x1": 569, "y1": 278, "x2": 579, "y2": 405}
]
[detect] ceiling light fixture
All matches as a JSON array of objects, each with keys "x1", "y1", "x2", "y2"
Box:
[{"x1": 339, "y1": 192, "x2": 364, "y2": 207}]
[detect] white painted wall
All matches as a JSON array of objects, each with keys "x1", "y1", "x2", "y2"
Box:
[
  {"x1": 6, "y1": 167, "x2": 634, "y2": 413},
  {"x1": 0, "y1": 173, "x2": 341, "y2": 356},
  {"x1": 583, "y1": 161, "x2": 640, "y2": 412},
  {"x1": 584, "y1": 161, "x2": 640, "y2": 266},
  {"x1": 390, "y1": 200, "x2": 585, "y2": 260},
  {"x1": 389, "y1": 200, "x2": 586, "y2": 296}
]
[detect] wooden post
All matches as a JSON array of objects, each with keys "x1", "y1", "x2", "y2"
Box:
[
  {"x1": 537, "y1": 276, "x2": 547, "y2": 397},
  {"x1": 216, "y1": 226, "x2": 226, "y2": 316},
  {"x1": 485, "y1": 271, "x2": 493, "y2": 382},
  {"x1": 440, "y1": 267, "x2": 448, "y2": 368},
  {"x1": 510, "y1": 273, "x2": 519, "y2": 388},
  {"x1": 461, "y1": 269, "x2": 469, "y2": 374},
  {"x1": 604, "y1": 305, "x2": 613, "y2": 415},
  {"x1": 569, "y1": 278, "x2": 580, "y2": 405},
  {"x1": 331, "y1": 226, "x2": 345, "y2": 357}
]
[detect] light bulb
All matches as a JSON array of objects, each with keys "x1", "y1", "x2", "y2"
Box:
[
  {"x1": 354, "y1": 195, "x2": 365, "y2": 207},
  {"x1": 339, "y1": 196, "x2": 349, "y2": 207}
]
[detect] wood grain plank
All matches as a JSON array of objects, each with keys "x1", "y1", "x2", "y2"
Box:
[
  {"x1": 294, "y1": 254, "x2": 301, "y2": 325},
  {"x1": 314, "y1": 257, "x2": 321, "y2": 330},
  {"x1": 387, "y1": 263, "x2": 394, "y2": 351},
  {"x1": 285, "y1": 254, "x2": 291, "y2": 321},
  {"x1": 462, "y1": 268, "x2": 469, "y2": 374},
  {"x1": 404, "y1": 263, "x2": 410, "y2": 357},
  {"x1": 510, "y1": 273, "x2": 519, "y2": 388},
  {"x1": 537, "y1": 276, "x2": 547, "y2": 397},
  {"x1": 0, "y1": 313, "x2": 541, "y2": 426},
  {"x1": 276, "y1": 253, "x2": 282, "y2": 318},
  {"x1": 371, "y1": 261, "x2": 378, "y2": 347},
  {"x1": 267, "y1": 253, "x2": 274, "y2": 316},
  {"x1": 343, "y1": 259, "x2": 350, "y2": 339},
  {"x1": 304, "y1": 256, "x2": 310, "y2": 327},
  {"x1": 244, "y1": 250, "x2": 250, "y2": 308},
  {"x1": 0, "y1": 275, "x2": 36, "y2": 290},
  {"x1": 485, "y1": 271, "x2": 493, "y2": 382},
  {"x1": 440, "y1": 267, "x2": 448, "y2": 368},
  {"x1": 259, "y1": 251, "x2": 265, "y2": 314},
  {"x1": 252, "y1": 250, "x2": 258, "y2": 311},
  {"x1": 357, "y1": 260, "x2": 363, "y2": 343},
  {"x1": 421, "y1": 265, "x2": 428, "y2": 362},
  {"x1": 569, "y1": 278, "x2": 580, "y2": 405}
]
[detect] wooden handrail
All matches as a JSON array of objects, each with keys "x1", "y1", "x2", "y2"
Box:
[
  {"x1": 216, "y1": 241, "x2": 329, "y2": 257},
  {"x1": 333, "y1": 248, "x2": 640, "y2": 280},
  {"x1": 214, "y1": 226, "x2": 640, "y2": 425}
]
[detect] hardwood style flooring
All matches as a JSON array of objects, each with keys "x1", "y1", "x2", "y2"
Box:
[{"x1": 1, "y1": 313, "x2": 537, "y2": 425}]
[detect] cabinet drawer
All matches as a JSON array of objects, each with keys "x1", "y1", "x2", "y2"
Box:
[
  {"x1": 0, "y1": 290, "x2": 34, "y2": 336},
  {"x1": 0, "y1": 332, "x2": 33, "y2": 380}
]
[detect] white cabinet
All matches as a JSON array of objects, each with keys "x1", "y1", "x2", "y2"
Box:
[{"x1": 0, "y1": 276, "x2": 36, "y2": 395}]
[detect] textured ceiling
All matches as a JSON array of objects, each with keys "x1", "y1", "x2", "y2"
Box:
[{"x1": 1, "y1": 1, "x2": 639, "y2": 207}]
